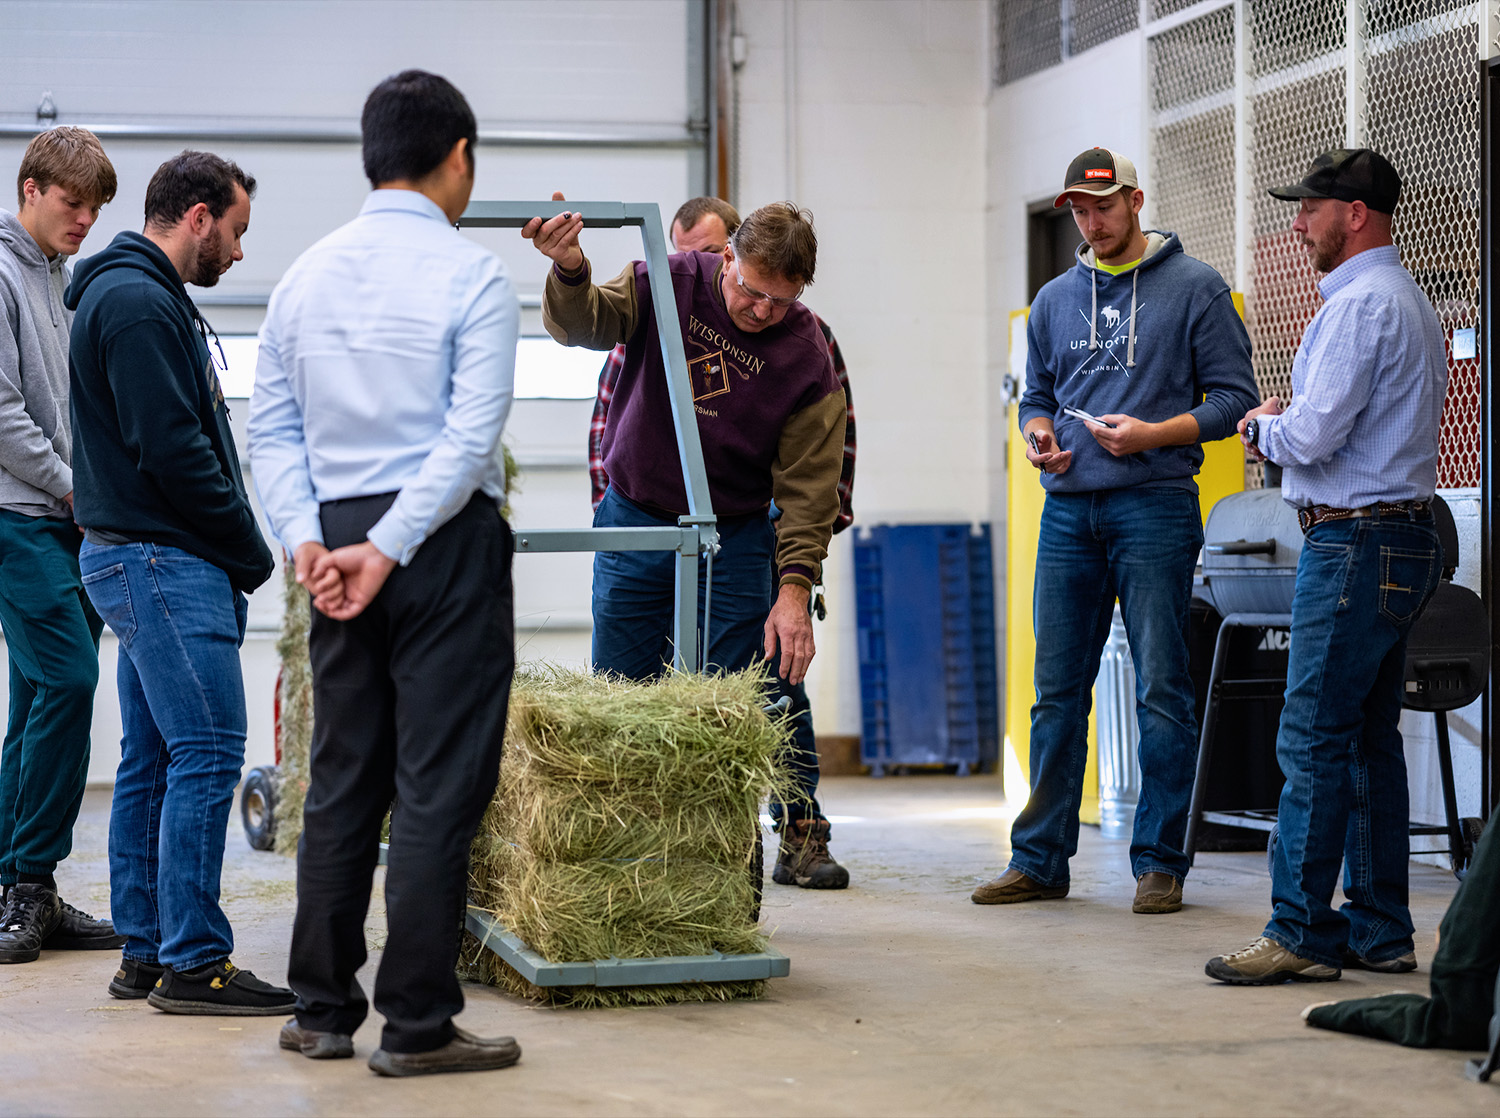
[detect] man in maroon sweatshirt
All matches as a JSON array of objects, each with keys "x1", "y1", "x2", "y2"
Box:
[{"x1": 524, "y1": 198, "x2": 848, "y2": 881}]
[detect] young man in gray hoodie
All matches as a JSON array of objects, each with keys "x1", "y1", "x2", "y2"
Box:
[
  {"x1": 970, "y1": 148, "x2": 1259, "y2": 914},
  {"x1": 0, "y1": 127, "x2": 123, "y2": 963}
]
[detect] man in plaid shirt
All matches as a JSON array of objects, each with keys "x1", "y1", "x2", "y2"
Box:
[{"x1": 589, "y1": 197, "x2": 858, "y2": 890}]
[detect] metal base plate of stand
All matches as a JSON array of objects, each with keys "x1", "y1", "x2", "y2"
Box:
[
  {"x1": 377, "y1": 845, "x2": 790, "y2": 988},
  {"x1": 464, "y1": 906, "x2": 790, "y2": 988}
]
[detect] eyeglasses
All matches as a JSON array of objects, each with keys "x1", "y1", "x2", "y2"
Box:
[
  {"x1": 732, "y1": 261, "x2": 802, "y2": 309},
  {"x1": 196, "y1": 314, "x2": 228, "y2": 373}
]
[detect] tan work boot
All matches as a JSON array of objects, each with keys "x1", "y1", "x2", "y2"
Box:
[
  {"x1": 1132, "y1": 871, "x2": 1183, "y2": 914},
  {"x1": 970, "y1": 867, "x2": 1068, "y2": 905},
  {"x1": 1206, "y1": 937, "x2": 1341, "y2": 985}
]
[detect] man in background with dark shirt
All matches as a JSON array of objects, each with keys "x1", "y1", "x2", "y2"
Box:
[{"x1": 67, "y1": 151, "x2": 289, "y2": 1014}]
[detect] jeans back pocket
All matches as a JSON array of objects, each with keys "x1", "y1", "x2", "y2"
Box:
[
  {"x1": 1378, "y1": 545, "x2": 1437, "y2": 626},
  {"x1": 80, "y1": 563, "x2": 138, "y2": 645}
]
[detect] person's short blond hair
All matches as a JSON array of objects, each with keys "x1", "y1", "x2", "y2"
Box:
[
  {"x1": 16, "y1": 127, "x2": 117, "y2": 209},
  {"x1": 731, "y1": 202, "x2": 817, "y2": 286}
]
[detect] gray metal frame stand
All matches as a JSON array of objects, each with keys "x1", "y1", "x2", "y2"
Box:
[
  {"x1": 448, "y1": 201, "x2": 787, "y2": 988},
  {"x1": 458, "y1": 200, "x2": 719, "y2": 671}
]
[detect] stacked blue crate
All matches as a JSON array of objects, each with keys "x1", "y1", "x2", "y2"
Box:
[{"x1": 853, "y1": 523, "x2": 1000, "y2": 777}]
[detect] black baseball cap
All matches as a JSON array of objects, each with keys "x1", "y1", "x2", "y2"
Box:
[
  {"x1": 1268, "y1": 148, "x2": 1402, "y2": 213},
  {"x1": 1054, "y1": 147, "x2": 1139, "y2": 208}
]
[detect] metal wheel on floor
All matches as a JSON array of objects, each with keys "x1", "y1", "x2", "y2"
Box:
[{"x1": 240, "y1": 765, "x2": 281, "y2": 851}]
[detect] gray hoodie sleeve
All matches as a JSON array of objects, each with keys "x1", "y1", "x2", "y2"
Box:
[
  {"x1": 1185, "y1": 288, "x2": 1259, "y2": 443},
  {"x1": 0, "y1": 283, "x2": 71, "y2": 500}
]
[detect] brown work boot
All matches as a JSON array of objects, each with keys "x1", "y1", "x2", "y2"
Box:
[
  {"x1": 970, "y1": 867, "x2": 1068, "y2": 905},
  {"x1": 1132, "y1": 871, "x2": 1183, "y2": 914},
  {"x1": 771, "y1": 820, "x2": 849, "y2": 889},
  {"x1": 1206, "y1": 937, "x2": 1341, "y2": 985}
]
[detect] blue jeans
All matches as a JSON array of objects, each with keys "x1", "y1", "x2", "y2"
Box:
[
  {"x1": 1264, "y1": 513, "x2": 1440, "y2": 968},
  {"x1": 79, "y1": 541, "x2": 248, "y2": 970},
  {"x1": 1008, "y1": 488, "x2": 1203, "y2": 887},
  {"x1": 592, "y1": 486, "x2": 773, "y2": 680}
]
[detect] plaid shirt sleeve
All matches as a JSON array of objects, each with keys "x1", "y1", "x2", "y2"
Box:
[
  {"x1": 815, "y1": 316, "x2": 856, "y2": 534},
  {"x1": 589, "y1": 344, "x2": 626, "y2": 510}
]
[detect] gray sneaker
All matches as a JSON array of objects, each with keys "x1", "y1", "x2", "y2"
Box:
[
  {"x1": 1341, "y1": 948, "x2": 1417, "y2": 973},
  {"x1": 1207, "y1": 937, "x2": 1341, "y2": 985}
]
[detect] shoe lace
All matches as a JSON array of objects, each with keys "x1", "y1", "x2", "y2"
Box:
[
  {"x1": 1224, "y1": 937, "x2": 1274, "y2": 962},
  {"x1": 1, "y1": 891, "x2": 44, "y2": 932}
]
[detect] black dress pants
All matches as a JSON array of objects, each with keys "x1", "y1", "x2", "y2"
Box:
[{"x1": 287, "y1": 492, "x2": 514, "y2": 1054}]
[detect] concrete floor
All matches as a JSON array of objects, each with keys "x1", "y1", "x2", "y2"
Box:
[{"x1": 1, "y1": 776, "x2": 1491, "y2": 1117}]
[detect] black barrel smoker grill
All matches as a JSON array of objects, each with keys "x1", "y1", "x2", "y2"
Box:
[{"x1": 1185, "y1": 488, "x2": 1489, "y2": 879}]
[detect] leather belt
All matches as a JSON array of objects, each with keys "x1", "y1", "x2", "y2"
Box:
[{"x1": 1297, "y1": 499, "x2": 1431, "y2": 534}]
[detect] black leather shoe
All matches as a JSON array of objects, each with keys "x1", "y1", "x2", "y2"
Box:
[
  {"x1": 280, "y1": 1018, "x2": 355, "y2": 1059},
  {"x1": 147, "y1": 958, "x2": 297, "y2": 1016},
  {"x1": 368, "y1": 1027, "x2": 521, "y2": 1077},
  {"x1": 0, "y1": 883, "x2": 63, "y2": 963},
  {"x1": 46, "y1": 899, "x2": 126, "y2": 950},
  {"x1": 108, "y1": 956, "x2": 165, "y2": 999}
]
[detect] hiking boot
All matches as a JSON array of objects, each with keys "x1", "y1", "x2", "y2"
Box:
[
  {"x1": 1206, "y1": 937, "x2": 1341, "y2": 985},
  {"x1": 771, "y1": 820, "x2": 849, "y2": 889},
  {"x1": 970, "y1": 867, "x2": 1068, "y2": 905},
  {"x1": 368, "y1": 1026, "x2": 521, "y2": 1077},
  {"x1": 0, "y1": 883, "x2": 63, "y2": 964},
  {"x1": 45, "y1": 899, "x2": 125, "y2": 950},
  {"x1": 1341, "y1": 948, "x2": 1417, "y2": 974},
  {"x1": 1132, "y1": 872, "x2": 1183, "y2": 914},
  {"x1": 280, "y1": 1018, "x2": 355, "y2": 1060},
  {"x1": 147, "y1": 958, "x2": 297, "y2": 1016},
  {"x1": 109, "y1": 956, "x2": 165, "y2": 1000}
]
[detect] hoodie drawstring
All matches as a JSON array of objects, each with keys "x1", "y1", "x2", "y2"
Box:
[
  {"x1": 1125, "y1": 269, "x2": 1138, "y2": 369},
  {"x1": 1088, "y1": 267, "x2": 1099, "y2": 352}
]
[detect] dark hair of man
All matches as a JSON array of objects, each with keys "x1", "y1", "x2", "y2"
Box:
[
  {"x1": 144, "y1": 151, "x2": 256, "y2": 231},
  {"x1": 672, "y1": 196, "x2": 740, "y2": 238},
  {"x1": 361, "y1": 69, "x2": 478, "y2": 188},
  {"x1": 730, "y1": 202, "x2": 817, "y2": 286},
  {"x1": 16, "y1": 126, "x2": 118, "y2": 208}
]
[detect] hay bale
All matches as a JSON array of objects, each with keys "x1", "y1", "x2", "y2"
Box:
[
  {"x1": 463, "y1": 667, "x2": 795, "y2": 1007},
  {"x1": 273, "y1": 561, "x2": 313, "y2": 856}
]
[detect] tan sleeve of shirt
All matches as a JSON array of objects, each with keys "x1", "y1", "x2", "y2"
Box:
[
  {"x1": 771, "y1": 389, "x2": 848, "y2": 588},
  {"x1": 541, "y1": 259, "x2": 642, "y2": 350}
]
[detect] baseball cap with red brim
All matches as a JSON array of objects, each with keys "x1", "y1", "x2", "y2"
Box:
[{"x1": 1054, "y1": 147, "x2": 1140, "y2": 208}]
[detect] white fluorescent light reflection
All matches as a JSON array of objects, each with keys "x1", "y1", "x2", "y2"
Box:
[{"x1": 213, "y1": 334, "x2": 602, "y2": 400}]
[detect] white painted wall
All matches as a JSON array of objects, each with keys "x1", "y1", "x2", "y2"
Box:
[{"x1": 732, "y1": 0, "x2": 991, "y2": 737}]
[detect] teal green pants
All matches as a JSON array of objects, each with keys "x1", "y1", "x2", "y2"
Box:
[
  {"x1": 1305, "y1": 813, "x2": 1499, "y2": 1051},
  {"x1": 0, "y1": 509, "x2": 103, "y2": 882}
]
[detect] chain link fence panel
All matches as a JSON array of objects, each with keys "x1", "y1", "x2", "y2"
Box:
[{"x1": 1144, "y1": 0, "x2": 1481, "y2": 488}]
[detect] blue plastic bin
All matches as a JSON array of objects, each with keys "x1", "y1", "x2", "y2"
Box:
[{"x1": 854, "y1": 524, "x2": 1000, "y2": 777}]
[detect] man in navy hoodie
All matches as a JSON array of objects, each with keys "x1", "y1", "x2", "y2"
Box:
[
  {"x1": 67, "y1": 151, "x2": 289, "y2": 1014},
  {"x1": 971, "y1": 148, "x2": 1258, "y2": 914}
]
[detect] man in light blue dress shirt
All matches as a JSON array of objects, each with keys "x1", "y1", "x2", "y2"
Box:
[
  {"x1": 1207, "y1": 149, "x2": 1448, "y2": 986},
  {"x1": 248, "y1": 71, "x2": 522, "y2": 1075}
]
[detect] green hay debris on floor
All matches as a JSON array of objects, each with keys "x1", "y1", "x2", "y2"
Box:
[{"x1": 463, "y1": 667, "x2": 795, "y2": 1007}]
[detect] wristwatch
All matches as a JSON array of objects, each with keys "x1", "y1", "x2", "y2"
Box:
[{"x1": 1244, "y1": 417, "x2": 1260, "y2": 449}]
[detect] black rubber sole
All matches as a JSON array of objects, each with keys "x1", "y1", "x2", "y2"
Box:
[
  {"x1": 148, "y1": 991, "x2": 297, "y2": 1016},
  {"x1": 771, "y1": 864, "x2": 851, "y2": 889},
  {"x1": 1205, "y1": 958, "x2": 1342, "y2": 985},
  {"x1": 46, "y1": 932, "x2": 127, "y2": 951},
  {"x1": 0, "y1": 947, "x2": 43, "y2": 964}
]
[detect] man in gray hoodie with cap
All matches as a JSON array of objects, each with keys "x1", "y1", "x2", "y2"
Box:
[{"x1": 0, "y1": 126, "x2": 123, "y2": 963}]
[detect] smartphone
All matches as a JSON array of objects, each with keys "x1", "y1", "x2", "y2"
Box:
[{"x1": 1062, "y1": 406, "x2": 1116, "y2": 429}]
